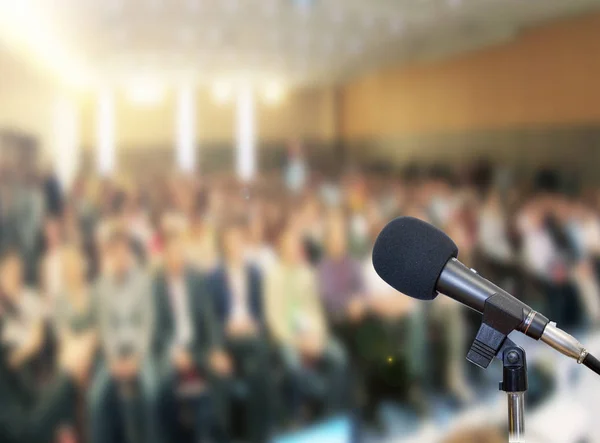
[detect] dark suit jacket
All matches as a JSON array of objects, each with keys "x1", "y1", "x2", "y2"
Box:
[
  {"x1": 207, "y1": 264, "x2": 265, "y2": 332},
  {"x1": 152, "y1": 268, "x2": 219, "y2": 373},
  {"x1": 0, "y1": 317, "x2": 75, "y2": 443}
]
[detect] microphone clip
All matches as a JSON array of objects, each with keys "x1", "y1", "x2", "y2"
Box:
[{"x1": 466, "y1": 292, "x2": 529, "y2": 369}]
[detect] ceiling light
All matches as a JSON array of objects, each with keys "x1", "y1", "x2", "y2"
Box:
[
  {"x1": 263, "y1": 82, "x2": 285, "y2": 106},
  {"x1": 0, "y1": 2, "x2": 90, "y2": 87},
  {"x1": 125, "y1": 77, "x2": 165, "y2": 106},
  {"x1": 212, "y1": 81, "x2": 234, "y2": 104}
]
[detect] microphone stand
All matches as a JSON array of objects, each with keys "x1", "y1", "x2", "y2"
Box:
[
  {"x1": 463, "y1": 293, "x2": 530, "y2": 442},
  {"x1": 498, "y1": 340, "x2": 527, "y2": 443}
]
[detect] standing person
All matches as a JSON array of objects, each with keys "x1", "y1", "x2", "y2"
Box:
[
  {"x1": 152, "y1": 231, "x2": 226, "y2": 442},
  {"x1": 89, "y1": 232, "x2": 160, "y2": 443},
  {"x1": 209, "y1": 220, "x2": 272, "y2": 443},
  {"x1": 284, "y1": 139, "x2": 309, "y2": 195},
  {"x1": 265, "y1": 228, "x2": 346, "y2": 422}
]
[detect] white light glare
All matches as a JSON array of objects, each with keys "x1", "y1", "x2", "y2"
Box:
[
  {"x1": 96, "y1": 90, "x2": 116, "y2": 176},
  {"x1": 236, "y1": 85, "x2": 256, "y2": 181},
  {"x1": 176, "y1": 85, "x2": 196, "y2": 173}
]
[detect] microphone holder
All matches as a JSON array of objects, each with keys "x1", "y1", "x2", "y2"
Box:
[{"x1": 464, "y1": 293, "x2": 529, "y2": 442}]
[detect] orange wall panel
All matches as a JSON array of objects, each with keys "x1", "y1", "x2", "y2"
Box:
[{"x1": 341, "y1": 13, "x2": 600, "y2": 138}]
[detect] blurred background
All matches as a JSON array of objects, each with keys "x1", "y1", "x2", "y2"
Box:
[{"x1": 2, "y1": 0, "x2": 600, "y2": 442}]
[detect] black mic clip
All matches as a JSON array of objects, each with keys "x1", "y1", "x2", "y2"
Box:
[{"x1": 466, "y1": 292, "x2": 529, "y2": 369}]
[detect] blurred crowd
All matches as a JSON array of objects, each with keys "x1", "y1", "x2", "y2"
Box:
[{"x1": 1, "y1": 146, "x2": 600, "y2": 443}]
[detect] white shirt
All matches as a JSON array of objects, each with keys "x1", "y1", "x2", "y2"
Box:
[
  {"x1": 479, "y1": 209, "x2": 513, "y2": 262},
  {"x1": 168, "y1": 276, "x2": 194, "y2": 348},
  {"x1": 227, "y1": 265, "x2": 250, "y2": 323}
]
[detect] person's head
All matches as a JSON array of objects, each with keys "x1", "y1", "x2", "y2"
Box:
[
  {"x1": 105, "y1": 231, "x2": 134, "y2": 277},
  {"x1": 0, "y1": 251, "x2": 23, "y2": 299},
  {"x1": 163, "y1": 231, "x2": 186, "y2": 275},
  {"x1": 44, "y1": 216, "x2": 63, "y2": 249},
  {"x1": 248, "y1": 211, "x2": 266, "y2": 245},
  {"x1": 278, "y1": 228, "x2": 304, "y2": 265},
  {"x1": 324, "y1": 213, "x2": 348, "y2": 259},
  {"x1": 61, "y1": 244, "x2": 87, "y2": 292},
  {"x1": 220, "y1": 219, "x2": 247, "y2": 265}
]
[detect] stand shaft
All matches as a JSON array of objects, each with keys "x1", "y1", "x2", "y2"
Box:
[{"x1": 507, "y1": 392, "x2": 525, "y2": 443}]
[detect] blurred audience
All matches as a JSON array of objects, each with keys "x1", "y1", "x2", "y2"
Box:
[{"x1": 1, "y1": 156, "x2": 600, "y2": 443}]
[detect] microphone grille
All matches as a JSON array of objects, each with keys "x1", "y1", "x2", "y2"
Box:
[{"x1": 372, "y1": 217, "x2": 458, "y2": 300}]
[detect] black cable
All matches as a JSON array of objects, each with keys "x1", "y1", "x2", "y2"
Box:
[{"x1": 583, "y1": 353, "x2": 600, "y2": 376}]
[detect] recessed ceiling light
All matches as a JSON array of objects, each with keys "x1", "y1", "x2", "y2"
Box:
[{"x1": 125, "y1": 77, "x2": 165, "y2": 106}]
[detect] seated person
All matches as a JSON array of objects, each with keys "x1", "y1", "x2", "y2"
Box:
[
  {"x1": 265, "y1": 227, "x2": 347, "y2": 423},
  {"x1": 208, "y1": 219, "x2": 272, "y2": 443},
  {"x1": 52, "y1": 244, "x2": 97, "y2": 340},
  {"x1": 0, "y1": 249, "x2": 96, "y2": 443},
  {"x1": 88, "y1": 232, "x2": 161, "y2": 443},
  {"x1": 51, "y1": 244, "x2": 98, "y2": 441},
  {"x1": 317, "y1": 213, "x2": 366, "y2": 334},
  {"x1": 152, "y1": 231, "x2": 227, "y2": 441},
  {"x1": 0, "y1": 251, "x2": 45, "y2": 377}
]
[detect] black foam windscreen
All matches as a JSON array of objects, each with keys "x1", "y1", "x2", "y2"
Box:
[{"x1": 372, "y1": 216, "x2": 459, "y2": 300}]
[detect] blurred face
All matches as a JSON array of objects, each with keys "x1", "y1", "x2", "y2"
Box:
[
  {"x1": 280, "y1": 231, "x2": 304, "y2": 265},
  {"x1": 0, "y1": 256, "x2": 23, "y2": 298},
  {"x1": 326, "y1": 223, "x2": 347, "y2": 259},
  {"x1": 109, "y1": 241, "x2": 132, "y2": 276},
  {"x1": 223, "y1": 227, "x2": 245, "y2": 264},
  {"x1": 62, "y1": 247, "x2": 86, "y2": 289},
  {"x1": 44, "y1": 219, "x2": 62, "y2": 248},
  {"x1": 164, "y1": 236, "x2": 186, "y2": 274}
]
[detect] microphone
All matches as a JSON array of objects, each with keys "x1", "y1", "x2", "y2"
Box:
[{"x1": 372, "y1": 216, "x2": 600, "y2": 375}]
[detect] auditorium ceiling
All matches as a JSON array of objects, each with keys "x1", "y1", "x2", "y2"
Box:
[{"x1": 1, "y1": 0, "x2": 599, "y2": 88}]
